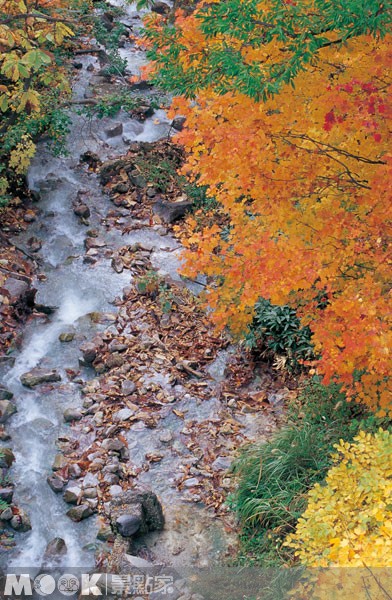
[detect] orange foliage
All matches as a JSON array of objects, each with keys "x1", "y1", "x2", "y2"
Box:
[{"x1": 160, "y1": 25, "x2": 391, "y2": 411}]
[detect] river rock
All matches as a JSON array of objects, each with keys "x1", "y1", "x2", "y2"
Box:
[
  {"x1": 83, "y1": 487, "x2": 98, "y2": 499},
  {"x1": 152, "y1": 199, "x2": 193, "y2": 224},
  {"x1": 20, "y1": 368, "x2": 61, "y2": 387},
  {"x1": 63, "y1": 485, "x2": 82, "y2": 504},
  {"x1": 0, "y1": 385, "x2": 13, "y2": 401},
  {"x1": 0, "y1": 400, "x2": 17, "y2": 423},
  {"x1": 68, "y1": 463, "x2": 82, "y2": 479},
  {"x1": 80, "y1": 342, "x2": 97, "y2": 364},
  {"x1": 102, "y1": 438, "x2": 125, "y2": 452},
  {"x1": 105, "y1": 123, "x2": 123, "y2": 138},
  {"x1": 151, "y1": 1, "x2": 170, "y2": 14},
  {"x1": 110, "y1": 490, "x2": 164, "y2": 534},
  {"x1": 47, "y1": 474, "x2": 67, "y2": 493},
  {"x1": 66, "y1": 504, "x2": 94, "y2": 522},
  {"x1": 73, "y1": 203, "x2": 91, "y2": 219},
  {"x1": 0, "y1": 486, "x2": 14, "y2": 503},
  {"x1": 108, "y1": 339, "x2": 127, "y2": 353},
  {"x1": 121, "y1": 380, "x2": 136, "y2": 396},
  {"x1": 10, "y1": 509, "x2": 31, "y2": 532},
  {"x1": 159, "y1": 430, "x2": 173, "y2": 443},
  {"x1": 171, "y1": 116, "x2": 186, "y2": 131},
  {"x1": 59, "y1": 332, "x2": 75, "y2": 342},
  {"x1": 115, "y1": 514, "x2": 142, "y2": 537},
  {"x1": 63, "y1": 407, "x2": 83, "y2": 422},
  {"x1": 43, "y1": 537, "x2": 67, "y2": 561},
  {"x1": 52, "y1": 454, "x2": 67, "y2": 471},
  {"x1": 0, "y1": 507, "x2": 13, "y2": 521},
  {"x1": 0, "y1": 448, "x2": 15, "y2": 468}
]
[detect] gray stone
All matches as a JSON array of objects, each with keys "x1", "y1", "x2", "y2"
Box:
[
  {"x1": 159, "y1": 430, "x2": 173, "y2": 443},
  {"x1": 83, "y1": 472, "x2": 99, "y2": 487},
  {"x1": 73, "y1": 203, "x2": 91, "y2": 218},
  {"x1": 80, "y1": 342, "x2": 97, "y2": 364},
  {"x1": 3, "y1": 278, "x2": 29, "y2": 302},
  {"x1": 115, "y1": 514, "x2": 142, "y2": 537},
  {"x1": 47, "y1": 474, "x2": 67, "y2": 493},
  {"x1": 68, "y1": 463, "x2": 82, "y2": 479},
  {"x1": 121, "y1": 380, "x2": 136, "y2": 396},
  {"x1": 105, "y1": 123, "x2": 123, "y2": 138},
  {"x1": 171, "y1": 116, "x2": 186, "y2": 131},
  {"x1": 212, "y1": 455, "x2": 232, "y2": 471},
  {"x1": 66, "y1": 504, "x2": 94, "y2": 522},
  {"x1": 108, "y1": 339, "x2": 127, "y2": 353},
  {"x1": 43, "y1": 537, "x2": 67, "y2": 561},
  {"x1": 20, "y1": 368, "x2": 61, "y2": 387},
  {"x1": 0, "y1": 507, "x2": 13, "y2": 521},
  {"x1": 124, "y1": 554, "x2": 154, "y2": 568},
  {"x1": 102, "y1": 438, "x2": 125, "y2": 452},
  {"x1": 83, "y1": 487, "x2": 98, "y2": 499},
  {"x1": 63, "y1": 408, "x2": 83, "y2": 422},
  {"x1": 110, "y1": 490, "x2": 164, "y2": 534},
  {"x1": 113, "y1": 408, "x2": 133, "y2": 422},
  {"x1": 109, "y1": 485, "x2": 123, "y2": 497},
  {"x1": 153, "y1": 199, "x2": 193, "y2": 224},
  {"x1": 0, "y1": 400, "x2": 17, "y2": 423},
  {"x1": 0, "y1": 448, "x2": 15, "y2": 468},
  {"x1": 63, "y1": 486, "x2": 82, "y2": 504},
  {"x1": 10, "y1": 509, "x2": 31, "y2": 532},
  {"x1": 0, "y1": 486, "x2": 14, "y2": 503}
]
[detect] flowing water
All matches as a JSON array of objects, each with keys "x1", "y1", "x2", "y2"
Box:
[{"x1": 0, "y1": 1, "x2": 276, "y2": 576}]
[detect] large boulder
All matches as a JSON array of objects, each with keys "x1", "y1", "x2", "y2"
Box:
[
  {"x1": 66, "y1": 504, "x2": 94, "y2": 522},
  {"x1": 110, "y1": 490, "x2": 164, "y2": 536},
  {"x1": 10, "y1": 509, "x2": 31, "y2": 532},
  {"x1": 43, "y1": 537, "x2": 67, "y2": 563},
  {"x1": 20, "y1": 368, "x2": 61, "y2": 388},
  {"x1": 153, "y1": 199, "x2": 193, "y2": 224}
]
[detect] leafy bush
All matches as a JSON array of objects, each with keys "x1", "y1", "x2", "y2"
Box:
[
  {"x1": 230, "y1": 379, "x2": 390, "y2": 566},
  {"x1": 285, "y1": 429, "x2": 392, "y2": 567},
  {"x1": 245, "y1": 298, "x2": 314, "y2": 372}
]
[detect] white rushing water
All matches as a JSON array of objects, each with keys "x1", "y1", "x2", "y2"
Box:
[{"x1": 0, "y1": 0, "x2": 175, "y2": 570}]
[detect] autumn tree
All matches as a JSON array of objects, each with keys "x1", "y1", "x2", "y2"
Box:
[
  {"x1": 0, "y1": 0, "x2": 90, "y2": 200},
  {"x1": 144, "y1": 0, "x2": 392, "y2": 413}
]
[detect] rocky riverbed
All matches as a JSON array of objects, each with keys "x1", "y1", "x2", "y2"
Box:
[{"x1": 0, "y1": 0, "x2": 293, "y2": 593}]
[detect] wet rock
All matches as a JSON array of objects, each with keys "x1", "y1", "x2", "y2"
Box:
[
  {"x1": 151, "y1": 1, "x2": 170, "y2": 14},
  {"x1": 0, "y1": 448, "x2": 15, "y2": 468},
  {"x1": 63, "y1": 485, "x2": 82, "y2": 504},
  {"x1": 52, "y1": 454, "x2": 67, "y2": 471},
  {"x1": 127, "y1": 172, "x2": 147, "y2": 188},
  {"x1": 80, "y1": 342, "x2": 97, "y2": 364},
  {"x1": 63, "y1": 408, "x2": 83, "y2": 422},
  {"x1": 47, "y1": 474, "x2": 67, "y2": 493},
  {"x1": 20, "y1": 368, "x2": 61, "y2": 388},
  {"x1": 115, "y1": 514, "x2": 142, "y2": 537},
  {"x1": 113, "y1": 408, "x2": 133, "y2": 422},
  {"x1": 111, "y1": 257, "x2": 124, "y2": 273},
  {"x1": 73, "y1": 203, "x2": 91, "y2": 219},
  {"x1": 0, "y1": 507, "x2": 13, "y2": 521},
  {"x1": 0, "y1": 400, "x2": 17, "y2": 423},
  {"x1": 66, "y1": 504, "x2": 94, "y2": 522},
  {"x1": 0, "y1": 386, "x2": 13, "y2": 401},
  {"x1": 171, "y1": 116, "x2": 186, "y2": 131},
  {"x1": 59, "y1": 332, "x2": 75, "y2": 342},
  {"x1": 23, "y1": 209, "x2": 37, "y2": 222},
  {"x1": 0, "y1": 486, "x2": 14, "y2": 503},
  {"x1": 73, "y1": 61, "x2": 83, "y2": 70},
  {"x1": 121, "y1": 380, "x2": 136, "y2": 396},
  {"x1": 100, "y1": 158, "x2": 127, "y2": 185},
  {"x1": 153, "y1": 199, "x2": 193, "y2": 224},
  {"x1": 43, "y1": 537, "x2": 67, "y2": 561},
  {"x1": 110, "y1": 490, "x2": 164, "y2": 534},
  {"x1": 84, "y1": 237, "x2": 106, "y2": 250},
  {"x1": 10, "y1": 509, "x2": 31, "y2": 532},
  {"x1": 105, "y1": 123, "x2": 123, "y2": 138},
  {"x1": 0, "y1": 428, "x2": 11, "y2": 441}
]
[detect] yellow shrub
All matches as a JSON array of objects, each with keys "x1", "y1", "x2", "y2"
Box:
[{"x1": 286, "y1": 429, "x2": 392, "y2": 568}]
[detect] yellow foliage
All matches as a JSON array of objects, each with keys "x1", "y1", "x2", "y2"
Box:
[
  {"x1": 285, "y1": 429, "x2": 392, "y2": 568},
  {"x1": 8, "y1": 135, "x2": 36, "y2": 174}
]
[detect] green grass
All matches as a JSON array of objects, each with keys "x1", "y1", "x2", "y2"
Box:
[{"x1": 229, "y1": 378, "x2": 391, "y2": 567}]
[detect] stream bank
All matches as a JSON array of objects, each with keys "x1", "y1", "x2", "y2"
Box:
[{"x1": 0, "y1": 0, "x2": 293, "y2": 589}]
